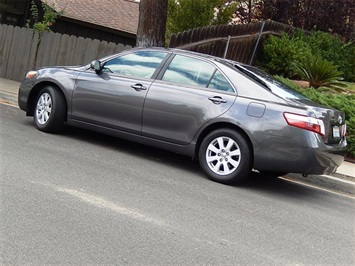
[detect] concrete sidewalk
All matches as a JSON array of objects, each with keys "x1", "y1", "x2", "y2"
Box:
[
  {"x1": 0, "y1": 78, "x2": 20, "y2": 106},
  {"x1": 1, "y1": 77, "x2": 354, "y2": 194}
]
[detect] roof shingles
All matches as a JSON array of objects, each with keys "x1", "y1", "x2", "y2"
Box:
[{"x1": 46, "y1": 0, "x2": 139, "y2": 35}]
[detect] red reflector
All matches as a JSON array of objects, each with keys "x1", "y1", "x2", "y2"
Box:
[{"x1": 342, "y1": 124, "x2": 347, "y2": 137}]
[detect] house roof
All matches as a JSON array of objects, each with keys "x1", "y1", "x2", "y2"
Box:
[{"x1": 45, "y1": 0, "x2": 139, "y2": 35}]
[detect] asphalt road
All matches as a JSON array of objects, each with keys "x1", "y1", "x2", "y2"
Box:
[{"x1": 1, "y1": 104, "x2": 355, "y2": 265}]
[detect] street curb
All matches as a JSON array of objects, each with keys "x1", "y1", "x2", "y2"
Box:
[{"x1": 285, "y1": 173, "x2": 355, "y2": 196}]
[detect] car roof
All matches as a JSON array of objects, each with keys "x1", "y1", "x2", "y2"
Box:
[{"x1": 127, "y1": 47, "x2": 241, "y2": 66}]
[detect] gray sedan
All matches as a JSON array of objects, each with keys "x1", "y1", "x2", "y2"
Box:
[{"x1": 18, "y1": 48, "x2": 347, "y2": 184}]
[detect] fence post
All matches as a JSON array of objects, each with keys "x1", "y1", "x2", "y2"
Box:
[
  {"x1": 249, "y1": 21, "x2": 265, "y2": 65},
  {"x1": 223, "y1": 35, "x2": 231, "y2": 59}
]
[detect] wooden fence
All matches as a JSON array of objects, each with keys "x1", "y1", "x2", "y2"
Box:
[
  {"x1": 169, "y1": 20, "x2": 295, "y2": 64},
  {"x1": 0, "y1": 24, "x2": 132, "y2": 81},
  {"x1": 1, "y1": 21, "x2": 296, "y2": 81}
]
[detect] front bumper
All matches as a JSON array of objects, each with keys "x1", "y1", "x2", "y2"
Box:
[{"x1": 18, "y1": 81, "x2": 34, "y2": 114}]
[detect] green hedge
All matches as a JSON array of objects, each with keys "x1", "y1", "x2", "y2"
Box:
[
  {"x1": 275, "y1": 76, "x2": 355, "y2": 158},
  {"x1": 260, "y1": 31, "x2": 355, "y2": 82}
]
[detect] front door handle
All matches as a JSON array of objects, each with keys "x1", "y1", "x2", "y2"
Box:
[
  {"x1": 131, "y1": 84, "x2": 147, "y2": 91},
  {"x1": 208, "y1": 96, "x2": 227, "y2": 104}
]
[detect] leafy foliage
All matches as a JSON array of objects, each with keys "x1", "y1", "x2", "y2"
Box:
[
  {"x1": 167, "y1": 0, "x2": 236, "y2": 38},
  {"x1": 293, "y1": 31, "x2": 355, "y2": 81},
  {"x1": 260, "y1": 31, "x2": 355, "y2": 82},
  {"x1": 292, "y1": 56, "x2": 347, "y2": 91},
  {"x1": 261, "y1": 33, "x2": 310, "y2": 78},
  {"x1": 26, "y1": 0, "x2": 64, "y2": 33},
  {"x1": 257, "y1": 0, "x2": 355, "y2": 41},
  {"x1": 274, "y1": 76, "x2": 355, "y2": 158}
]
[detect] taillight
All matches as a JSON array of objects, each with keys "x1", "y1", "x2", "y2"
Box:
[
  {"x1": 283, "y1": 112, "x2": 325, "y2": 136},
  {"x1": 342, "y1": 124, "x2": 347, "y2": 137}
]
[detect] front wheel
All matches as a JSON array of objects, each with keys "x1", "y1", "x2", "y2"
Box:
[
  {"x1": 198, "y1": 129, "x2": 252, "y2": 184},
  {"x1": 34, "y1": 86, "x2": 66, "y2": 133}
]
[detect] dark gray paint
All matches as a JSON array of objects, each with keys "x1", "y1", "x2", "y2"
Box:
[{"x1": 18, "y1": 47, "x2": 347, "y2": 176}]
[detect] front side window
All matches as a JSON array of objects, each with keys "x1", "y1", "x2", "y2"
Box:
[
  {"x1": 162, "y1": 55, "x2": 216, "y2": 87},
  {"x1": 103, "y1": 51, "x2": 167, "y2": 78}
]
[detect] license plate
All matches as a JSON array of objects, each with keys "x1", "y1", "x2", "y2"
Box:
[{"x1": 333, "y1": 126, "x2": 340, "y2": 138}]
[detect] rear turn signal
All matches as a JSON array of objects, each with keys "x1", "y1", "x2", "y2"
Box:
[{"x1": 283, "y1": 112, "x2": 325, "y2": 136}]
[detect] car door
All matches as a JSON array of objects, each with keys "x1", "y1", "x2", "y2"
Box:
[
  {"x1": 142, "y1": 54, "x2": 236, "y2": 145},
  {"x1": 71, "y1": 50, "x2": 168, "y2": 134}
]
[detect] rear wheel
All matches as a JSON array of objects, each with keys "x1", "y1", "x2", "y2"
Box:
[
  {"x1": 199, "y1": 129, "x2": 252, "y2": 184},
  {"x1": 34, "y1": 86, "x2": 66, "y2": 133}
]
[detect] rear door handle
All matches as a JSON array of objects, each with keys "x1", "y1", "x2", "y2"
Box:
[
  {"x1": 131, "y1": 84, "x2": 147, "y2": 91},
  {"x1": 208, "y1": 96, "x2": 227, "y2": 104}
]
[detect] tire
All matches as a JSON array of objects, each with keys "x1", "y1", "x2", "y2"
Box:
[
  {"x1": 33, "y1": 86, "x2": 66, "y2": 133},
  {"x1": 198, "y1": 129, "x2": 252, "y2": 184}
]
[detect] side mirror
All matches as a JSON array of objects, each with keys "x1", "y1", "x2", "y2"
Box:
[{"x1": 91, "y1": 60, "x2": 103, "y2": 73}]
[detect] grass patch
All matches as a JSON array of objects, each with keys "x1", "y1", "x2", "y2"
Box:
[{"x1": 344, "y1": 82, "x2": 355, "y2": 93}]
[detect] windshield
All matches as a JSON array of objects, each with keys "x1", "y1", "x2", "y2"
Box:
[{"x1": 234, "y1": 64, "x2": 309, "y2": 100}]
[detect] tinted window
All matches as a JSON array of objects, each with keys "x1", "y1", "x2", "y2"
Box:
[
  {"x1": 103, "y1": 51, "x2": 167, "y2": 78},
  {"x1": 162, "y1": 55, "x2": 216, "y2": 87},
  {"x1": 236, "y1": 65, "x2": 308, "y2": 100},
  {"x1": 208, "y1": 70, "x2": 234, "y2": 92}
]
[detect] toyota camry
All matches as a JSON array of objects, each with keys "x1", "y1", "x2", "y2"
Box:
[{"x1": 18, "y1": 48, "x2": 347, "y2": 184}]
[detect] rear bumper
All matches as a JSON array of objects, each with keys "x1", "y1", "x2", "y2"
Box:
[
  {"x1": 302, "y1": 145, "x2": 346, "y2": 175},
  {"x1": 253, "y1": 132, "x2": 347, "y2": 175}
]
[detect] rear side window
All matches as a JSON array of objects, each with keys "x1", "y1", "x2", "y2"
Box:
[
  {"x1": 162, "y1": 55, "x2": 215, "y2": 87},
  {"x1": 208, "y1": 70, "x2": 234, "y2": 92},
  {"x1": 103, "y1": 51, "x2": 167, "y2": 78},
  {"x1": 162, "y1": 55, "x2": 234, "y2": 92}
]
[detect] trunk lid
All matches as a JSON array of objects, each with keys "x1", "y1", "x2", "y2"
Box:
[{"x1": 288, "y1": 98, "x2": 346, "y2": 144}]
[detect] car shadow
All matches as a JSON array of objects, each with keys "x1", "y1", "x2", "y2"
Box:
[{"x1": 55, "y1": 125, "x2": 342, "y2": 200}]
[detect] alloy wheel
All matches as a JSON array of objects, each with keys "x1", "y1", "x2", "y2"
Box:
[
  {"x1": 36, "y1": 92, "x2": 52, "y2": 125},
  {"x1": 205, "y1": 136, "x2": 241, "y2": 176}
]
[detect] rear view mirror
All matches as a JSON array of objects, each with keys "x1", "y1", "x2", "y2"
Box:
[{"x1": 91, "y1": 60, "x2": 103, "y2": 73}]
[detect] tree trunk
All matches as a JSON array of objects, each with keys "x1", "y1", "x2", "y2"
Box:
[{"x1": 136, "y1": 0, "x2": 168, "y2": 47}]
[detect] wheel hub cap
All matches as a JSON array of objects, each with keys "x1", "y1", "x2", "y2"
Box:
[
  {"x1": 36, "y1": 93, "x2": 52, "y2": 125},
  {"x1": 206, "y1": 136, "x2": 241, "y2": 176}
]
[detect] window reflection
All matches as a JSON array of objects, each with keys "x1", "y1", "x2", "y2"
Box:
[
  {"x1": 208, "y1": 71, "x2": 234, "y2": 92},
  {"x1": 104, "y1": 51, "x2": 167, "y2": 78},
  {"x1": 162, "y1": 55, "x2": 216, "y2": 87}
]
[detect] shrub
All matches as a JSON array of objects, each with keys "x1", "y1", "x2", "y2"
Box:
[
  {"x1": 292, "y1": 55, "x2": 347, "y2": 91},
  {"x1": 295, "y1": 31, "x2": 355, "y2": 81},
  {"x1": 261, "y1": 33, "x2": 310, "y2": 78},
  {"x1": 260, "y1": 31, "x2": 355, "y2": 82}
]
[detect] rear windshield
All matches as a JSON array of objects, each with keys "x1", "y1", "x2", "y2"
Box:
[{"x1": 234, "y1": 64, "x2": 309, "y2": 100}]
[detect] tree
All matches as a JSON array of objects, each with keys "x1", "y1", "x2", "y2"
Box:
[
  {"x1": 136, "y1": 0, "x2": 168, "y2": 47},
  {"x1": 229, "y1": 0, "x2": 261, "y2": 24},
  {"x1": 166, "y1": 0, "x2": 237, "y2": 37},
  {"x1": 26, "y1": 0, "x2": 64, "y2": 33},
  {"x1": 257, "y1": 0, "x2": 355, "y2": 41}
]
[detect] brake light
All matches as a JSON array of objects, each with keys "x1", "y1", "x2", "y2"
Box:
[
  {"x1": 283, "y1": 112, "x2": 325, "y2": 136},
  {"x1": 342, "y1": 124, "x2": 347, "y2": 137}
]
